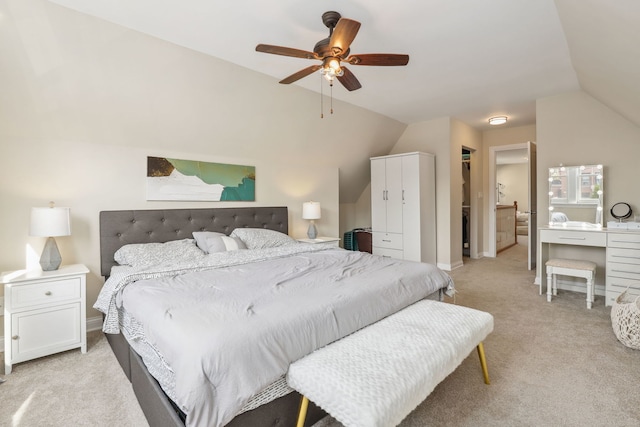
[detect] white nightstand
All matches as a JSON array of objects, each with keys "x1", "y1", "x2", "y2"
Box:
[
  {"x1": 297, "y1": 237, "x2": 341, "y2": 246},
  {"x1": 2, "y1": 264, "x2": 88, "y2": 374}
]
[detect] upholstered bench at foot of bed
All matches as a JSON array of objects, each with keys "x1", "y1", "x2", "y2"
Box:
[{"x1": 286, "y1": 299, "x2": 494, "y2": 427}]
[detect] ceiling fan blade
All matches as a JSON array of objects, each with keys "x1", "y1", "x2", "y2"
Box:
[
  {"x1": 329, "y1": 18, "x2": 361, "y2": 56},
  {"x1": 345, "y1": 54, "x2": 410, "y2": 66},
  {"x1": 336, "y1": 67, "x2": 362, "y2": 91},
  {"x1": 279, "y1": 65, "x2": 322, "y2": 84},
  {"x1": 256, "y1": 44, "x2": 319, "y2": 60}
]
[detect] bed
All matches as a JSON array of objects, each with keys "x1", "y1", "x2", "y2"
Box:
[{"x1": 96, "y1": 207, "x2": 454, "y2": 427}]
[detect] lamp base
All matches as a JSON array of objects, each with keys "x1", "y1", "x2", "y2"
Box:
[
  {"x1": 307, "y1": 221, "x2": 318, "y2": 239},
  {"x1": 40, "y1": 237, "x2": 62, "y2": 271}
]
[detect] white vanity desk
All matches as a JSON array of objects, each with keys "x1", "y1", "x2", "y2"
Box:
[{"x1": 538, "y1": 226, "x2": 640, "y2": 306}]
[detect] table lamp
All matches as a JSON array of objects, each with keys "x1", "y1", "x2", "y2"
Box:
[
  {"x1": 30, "y1": 203, "x2": 71, "y2": 271},
  {"x1": 302, "y1": 202, "x2": 321, "y2": 239}
]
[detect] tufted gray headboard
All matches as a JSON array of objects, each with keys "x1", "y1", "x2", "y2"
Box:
[{"x1": 99, "y1": 206, "x2": 288, "y2": 277}]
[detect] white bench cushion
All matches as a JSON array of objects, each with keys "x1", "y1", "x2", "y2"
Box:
[
  {"x1": 545, "y1": 258, "x2": 596, "y2": 271},
  {"x1": 286, "y1": 300, "x2": 494, "y2": 427}
]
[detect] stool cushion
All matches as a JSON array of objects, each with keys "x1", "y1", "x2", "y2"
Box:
[
  {"x1": 286, "y1": 300, "x2": 494, "y2": 427},
  {"x1": 546, "y1": 258, "x2": 596, "y2": 271}
]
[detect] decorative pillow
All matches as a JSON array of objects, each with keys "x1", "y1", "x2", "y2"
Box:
[
  {"x1": 192, "y1": 231, "x2": 226, "y2": 252},
  {"x1": 197, "y1": 234, "x2": 247, "y2": 253},
  {"x1": 114, "y1": 238, "x2": 205, "y2": 267},
  {"x1": 230, "y1": 228, "x2": 296, "y2": 249}
]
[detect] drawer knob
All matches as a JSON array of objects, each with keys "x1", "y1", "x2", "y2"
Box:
[
  {"x1": 12, "y1": 335, "x2": 19, "y2": 340},
  {"x1": 45, "y1": 291, "x2": 52, "y2": 296}
]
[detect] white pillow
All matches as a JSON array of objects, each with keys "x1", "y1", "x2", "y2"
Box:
[
  {"x1": 192, "y1": 231, "x2": 247, "y2": 253},
  {"x1": 230, "y1": 228, "x2": 295, "y2": 249},
  {"x1": 114, "y1": 238, "x2": 205, "y2": 267},
  {"x1": 192, "y1": 231, "x2": 225, "y2": 251}
]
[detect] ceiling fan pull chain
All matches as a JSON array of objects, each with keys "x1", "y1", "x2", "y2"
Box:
[
  {"x1": 320, "y1": 73, "x2": 324, "y2": 118},
  {"x1": 330, "y1": 81, "x2": 334, "y2": 115}
]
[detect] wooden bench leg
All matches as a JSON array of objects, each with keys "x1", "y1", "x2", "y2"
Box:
[
  {"x1": 296, "y1": 395, "x2": 309, "y2": 427},
  {"x1": 476, "y1": 342, "x2": 490, "y2": 385}
]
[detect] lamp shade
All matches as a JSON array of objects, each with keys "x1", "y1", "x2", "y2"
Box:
[
  {"x1": 302, "y1": 202, "x2": 321, "y2": 220},
  {"x1": 30, "y1": 207, "x2": 71, "y2": 237}
]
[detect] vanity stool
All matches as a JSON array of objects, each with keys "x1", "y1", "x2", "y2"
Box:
[{"x1": 545, "y1": 259, "x2": 597, "y2": 309}]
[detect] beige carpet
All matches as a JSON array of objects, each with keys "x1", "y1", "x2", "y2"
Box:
[
  {"x1": 1, "y1": 244, "x2": 638, "y2": 426},
  {"x1": 317, "y1": 245, "x2": 640, "y2": 427},
  {"x1": 0, "y1": 331, "x2": 148, "y2": 426}
]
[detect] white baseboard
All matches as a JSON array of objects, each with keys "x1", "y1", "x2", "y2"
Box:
[
  {"x1": 87, "y1": 316, "x2": 103, "y2": 332},
  {"x1": 0, "y1": 316, "x2": 103, "y2": 351}
]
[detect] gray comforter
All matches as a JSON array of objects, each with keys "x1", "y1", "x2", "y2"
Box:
[{"x1": 95, "y1": 244, "x2": 453, "y2": 427}]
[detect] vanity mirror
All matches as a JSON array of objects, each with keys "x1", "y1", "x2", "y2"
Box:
[{"x1": 548, "y1": 164, "x2": 603, "y2": 227}]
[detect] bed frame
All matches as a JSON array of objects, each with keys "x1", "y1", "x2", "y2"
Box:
[{"x1": 99, "y1": 206, "x2": 326, "y2": 427}]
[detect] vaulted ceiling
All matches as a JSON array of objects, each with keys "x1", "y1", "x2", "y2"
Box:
[{"x1": 47, "y1": 0, "x2": 640, "y2": 130}]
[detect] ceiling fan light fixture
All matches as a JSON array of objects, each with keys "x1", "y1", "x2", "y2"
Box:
[
  {"x1": 321, "y1": 57, "x2": 344, "y2": 81},
  {"x1": 489, "y1": 116, "x2": 508, "y2": 125}
]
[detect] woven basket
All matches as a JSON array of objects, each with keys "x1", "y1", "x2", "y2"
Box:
[{"x1": 610, "y1": 290, "x2": 640, "y2": 350}]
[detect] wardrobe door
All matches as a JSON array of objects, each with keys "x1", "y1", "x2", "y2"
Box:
[
  {"x1": 385, "y1": 156, "x2": 403, "y2": 234},
  {"x1": 370, "y1": 157, "x2": 387, "y2": 233}
]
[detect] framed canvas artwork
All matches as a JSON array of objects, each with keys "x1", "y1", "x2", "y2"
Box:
[{"x1": 146, "y1": 156, "x2": 255, "y2": 201}]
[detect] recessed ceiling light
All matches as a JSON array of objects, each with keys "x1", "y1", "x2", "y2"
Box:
[{"x1": 489, "y1": 116, "x2": 507, "y2": 125}]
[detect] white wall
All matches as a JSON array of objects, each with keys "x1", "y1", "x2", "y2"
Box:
[
  {"x1": 497, "y1": 163, "x2": 528, "y2": 211},
  {"x1": 537, "y1": 91, "x2": 640, "y2": 225},
  {"x1": 389, "y1": 118, "x2": 453, "y2": 269},
  {"x1": 350, "y1": 117, "x2": 484, "y2": 270},
  {"x1": 535, "y1": 90, "x2": 640, "y2": 281},
  {"x1": 0, "y1": 0, "x2": 406, "y2": 329}
]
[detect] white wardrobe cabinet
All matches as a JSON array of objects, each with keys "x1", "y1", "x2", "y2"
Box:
[{"x1": 371, "y1": 152, "x2": 436, "y2": 264}]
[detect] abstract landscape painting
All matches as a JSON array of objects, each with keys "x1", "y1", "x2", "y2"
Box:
[{"x1": 146, "y1": 156, "x2": 255, "y2": 201}]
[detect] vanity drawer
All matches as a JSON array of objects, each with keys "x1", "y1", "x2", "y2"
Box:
[
  {"x1": 607, "y1": 247, "x2": 640, "y2": 264},
  {"x1": 607, "y1": 261, "x2": 640, "y2": 280},
  {"x1": 373, "y1": 232, "x2": 403, "y2": 250},
  {"x1": 608, "y1": 232, "x2": 640, "y2": 249},
  {"x1": 540, "y1": 229, "x2": 606, "y2": 247},
  {"x1": 606, "y1": 279, "x2": 640, "y2": 306},
  {"x1": 10, "y1": 277, "x2": 81, "y2": 309}
]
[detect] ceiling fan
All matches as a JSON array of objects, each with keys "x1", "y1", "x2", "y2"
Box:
[{"x1": 256, "y1": 11, "x2": 409, "y2": 92}]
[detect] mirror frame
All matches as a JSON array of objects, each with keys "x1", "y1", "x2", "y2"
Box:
[{"x1": 548, "y1": 164, "x2": 603, "y2": 228}]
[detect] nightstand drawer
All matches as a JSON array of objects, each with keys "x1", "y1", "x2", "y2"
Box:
[{"x1": 10, "y1": 277, "x2": 81, "y2": 309}]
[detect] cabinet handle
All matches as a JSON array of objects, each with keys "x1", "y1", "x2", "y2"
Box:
[
  {"x1": 12, "y1": 335, "x2": 19, "y2": 340},
  {"x1": 402, "y1": 190, "x2": 405, "y2": 201},
  {"x1": 382, "y1": 239, "x2": 391, "y2": 242},
  {"x1": 45, "y1": 291, "x2": 52, "y2": 296}
]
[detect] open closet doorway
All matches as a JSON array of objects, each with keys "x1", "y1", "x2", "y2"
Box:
[
  {"x1": 462, "y1": 149, "x2": 471, "y2": 257},
  {"x1": 488, "y1": 142, "x2": 537, "y2": 269},
  {"x1": 461, "y1": 146, "x2": 479, "y2": 260}
]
